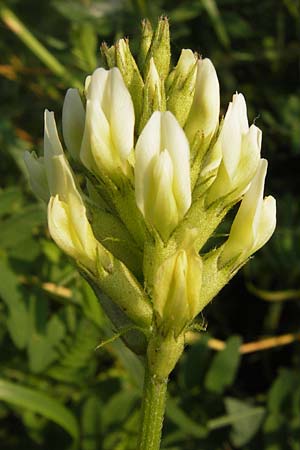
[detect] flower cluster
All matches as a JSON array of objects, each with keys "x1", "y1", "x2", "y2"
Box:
[{"x1": 25, "y1": 18, "x2": 276, "y2": 375}]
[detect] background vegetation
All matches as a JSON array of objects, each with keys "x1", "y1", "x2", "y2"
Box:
[{"x1": 0, "y1": 0, "x2": 300, "y2": 448}]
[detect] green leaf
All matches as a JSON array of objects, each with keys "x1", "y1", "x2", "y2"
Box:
[
  {"x1": 0, "y1": 257, "x2": 21, "y2": 309},
  {"x1": 102, "y1": 390, "x2": 138, "y2": 429},
  {"x1": 7, "y1": 302, "x2": 30, "y2": 349},
  {"x1": 71, "y1": 22, "x2": 97, "y2": 72},
  {"x1": 0, "y1": 187, "x2": 23, "y2": 217},
  {"x1": 166, "y1": 397, "x2": 208, "y2": 439},
  {"x1": 0, "y1": 378, "x2": 79, "y2": 440},
  {"x1": 0, "y1": 257, "x2": 30, "y2": 348},
  {"x1": 204, "y1": 335, "x2": 241, "y2": 393},
  {"x1": 201, "y1": 0, "x2": 230, "y2": 48},
  {"x1": 81, "y1": 396, "x2": 103, "y2": 450},
  {"x1": 224, "y1": 397, "x2": 265, "y2": 447},
  {"x1": 0, "y1": 205, "x2": 45, "y2": 250},
  {"x1": 268, "y1": 368, "x2": 299, "y2": 413}
]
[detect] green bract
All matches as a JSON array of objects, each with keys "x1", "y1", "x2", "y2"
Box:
[{"x1": 24, "y1": 18, "x2": 276, "y2": 377}]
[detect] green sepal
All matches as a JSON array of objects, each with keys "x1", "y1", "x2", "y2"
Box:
[
  {"x1": 144, "y1": 17, "x2": 170, "y2": 80},
  {"x1": 84, "y1": 165, "x2": 148, "y2": 250},
  {"x1": 166, "y1": 56, "x2": 198, "y2": 127},
  {"x1": 172, "y1": 195, "x2": 229, "y2": 254},
  {"x1": 115, "y1": 38, "x2": 144, "y2": 127},
  {"x1": 79, "y1": 253, "x2": 153, "y2": 329},
  {"x1": 138, "y1": 59, "x2": 167, "y2": 134},
  {"x1": 190, "y1": 117, "x2": 223, "y2": 190},
  {"x1": 100, "y1": 42, "x2": 116, "y2": 68},
  {"x1": 88, "y1": 201, "x2": 143, "y2": 279},
  {"x1": 138, "y1": 19, "x2": 153, "y2": 71}
]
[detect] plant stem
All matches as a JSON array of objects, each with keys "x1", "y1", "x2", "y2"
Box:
[{"x1": 137, "y1": 364, "x2": 168, "y2": 450}]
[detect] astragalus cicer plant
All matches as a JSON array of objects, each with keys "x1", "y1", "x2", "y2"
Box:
[{"x1": 24, "y1": 18, "x2": 276, "y2": 450}]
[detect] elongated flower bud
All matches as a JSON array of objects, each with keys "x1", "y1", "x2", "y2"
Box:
[
  {"x1": 138, "y1": 19, "x2": 153, "y2": 70},
  {"x1": 115, "y1": 38, "x2": 144, "y2": 122},
  {"x1": 205, "y1": 93, "x2": 261, "y2": 204},
  {"x1": 219, "y1": 159, "x2": 276, "y2": 267},
  {"x1": 167, "y1": 49, "x2": 198, "y2": 127},
  {"x1": 80, "y1": 67, "x2": 135, "y2": 180},
  {"x1": 153, "y1": 244, "x2": 203, "y2": 336},
  {"x1": 144, "y1": 17, "x2": 170, "y2": 80},
  {"x1": 62, "y1": 88, "x2": 85, "y2": 160},
  {"x1": 139, "y1": 57, "x2": 165, "y2": 133},
  {"x1": 135, "y1": 111, "x2": 191, "y2": 239},
  {"x1": 185, "y1": 58, "x2": 220, "y2": 148},
  {"x1": 24, "y1": 151, "x2": 49, "y2": 202}
]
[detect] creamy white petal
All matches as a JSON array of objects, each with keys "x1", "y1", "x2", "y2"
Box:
[
  {"x1": 48, "y1": 194, "x2": 97, "y2": 272},
  {"x1": 135, "y1": 111, "x2": 161, "y2": 213},
  {"x1": 62, "y1": 88, "x2": 85, "y2": 159},
  {"x1": 154, "y1": 250, "x2": 178, "y2": 319},
  {"x1": 46, "y1": 154, "x2": 79, "y2": 201},
  {"x1": 24, "y1": 151, "x2": 49, "y2": 202},
  {"x1": 84, "y1": 75, "x2": 91, "y2": 94},
  {"x1": 148, "y1": 57, "x2": 161, "y2": 94},
  {"x1": 80, "y1": 99, "x2": 116, "y2": 174},
  {"x1": 186, "y1": 251, "x2": 203, "y2": 318},
  {"x1": 253, "y1": 196, "x2": 276, "y2": 253},
  {"x1": 86, "y1": 67, "x2": 108, "y2": 104},
  {"x1": 232, "y1": 93, "x2": 248, "y2": 133},
  {"x1": 232, "y1": 124, "x2": 262, "y2": 194},
  {"x1": 174, "y1": 49, "x2": 197, "y2": 78},
  {"x1": 185, "y1": 58, "x2": 220, "y2": 142},
  {"x1": 108, "y1": 67, "x2": 135, "y2": 160},
  {"x1": 220, "y1": 102, "x2": 242, "y2": 179},
  {"x1": 48, "y1": 195, "x2": 80, "y2": 258},
  {"x1": 145, "y1": 150, "x2": 178, "y2": 238},
  {"x1": 160, "y1": 111, "x2": 191, "y2": 215},
  {"x1": 44, "y1": 110, "x2": 64, "y2": 160},
  {"x1": 220, "y1": 159, "x2": 273, "y2": 264},
  {"x1": 43, "y1": 110, "x2": 76, "y2": 197},
  {"x1": 238, "y1": 159, "x2": 268, "y2": 232}
]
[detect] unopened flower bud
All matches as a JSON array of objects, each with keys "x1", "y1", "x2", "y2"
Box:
[
  {"x1": 185, "y1": 58, "x2": 220, "y2": 150},
  {"x1": 167, "y1": 49, "x2": 198, "y2": 127},
  {"x1": 139, "y1": 57, "x2": 166, "y2": 132},
  {"x1": 135, "y1": 111, "x2": 191, "y2": 240},
  {"x1": 153, "y1": 245, "x2": 203, "y2": 336},
  {"x1": 219, "y1": 159, "x2": 276, "y2": 267},
  {"x1": 80, "y1": 67, "x2": 135, "y2": 181},
  {"x1": 62, "y1": 88, "x2": 85, "y2": 160},
  {"x1": 115, "y1": 38, "x2": 144, "y2": 121}
]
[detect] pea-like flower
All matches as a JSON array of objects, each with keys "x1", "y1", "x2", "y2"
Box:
[
  {"x1": 184, "y1": 58, "x2": 220, "y2": 148},
  {"x1": 25, "y1": 110, "x2": 108, "y2": 274},
  {"x1": 204, "y1": 93, "x2": 261, "y2": 204},
  {"x1": 135, "y1": 111, "x2": 191, "y2": 240},
  {"x1": 220, "y1": 159, "x2": 276, "y2": 266},
  {"x1": 80, "y1": 67, "x2": 135, "y2": 180}
]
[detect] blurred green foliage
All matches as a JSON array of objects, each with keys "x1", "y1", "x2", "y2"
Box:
[{"x1": 0, "y1": 0, "x2": 300, "y2": 448}]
